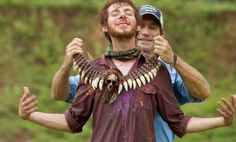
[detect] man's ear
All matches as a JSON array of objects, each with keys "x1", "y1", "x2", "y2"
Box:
[{"x1": 161, "y1": 30, "x2": 166, "y2": 38}]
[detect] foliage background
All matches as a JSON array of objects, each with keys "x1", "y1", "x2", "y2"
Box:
[{"x1": 0, "y1": 0, "x2": 235, "y2": 142}]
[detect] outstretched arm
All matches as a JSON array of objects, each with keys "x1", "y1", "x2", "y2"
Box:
[
  {"x1": 19, "y1": 87, "x2": 72, "y2": 132},
  {"x1": 186, "y1": 95, "x2": 236, "y2": 133},
  {"x1": 154, "y1": 35, "x2": 211, "y2": 99},
  {"x1": 28, "y1": 112, "x2": 71, "y2": 133},
  {"x1": 51, "y1": 38, "x2": 84, "y2": 101}
]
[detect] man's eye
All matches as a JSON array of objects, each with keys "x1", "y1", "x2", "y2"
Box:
[
  {"x1": 112, "y1": 13, "x2": 119, "y2": 16},
  {"x1": 125, "y1": 12, "x2": 133, "y2": 16},
  {"x1": 150, "y1": 26, "x2": 158, "y2": 30}
]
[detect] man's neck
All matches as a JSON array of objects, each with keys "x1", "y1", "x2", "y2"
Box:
[
  {"x1": 112, "y1": 58, "x2": 137, "y2": 75},
  {"x1": 111, "y1": 36, "x2": 136, "y2": 51}
]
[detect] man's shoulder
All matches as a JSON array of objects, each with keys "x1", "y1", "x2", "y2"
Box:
[
  {"x1": 90, "y1": 56, "x2": 105, "y2": 65},
  {"x1": 89, "y1": 56, "x2": 109, "y2": 71}
]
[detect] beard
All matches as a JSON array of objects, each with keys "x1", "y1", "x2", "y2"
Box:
[{"x1": 107, "y1": 23, "x2": 137, "y2": 39}]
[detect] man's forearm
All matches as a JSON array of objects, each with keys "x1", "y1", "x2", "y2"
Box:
[
  {"x1": 51, "y1": 64, "x2": 71, "y2": 101},
  {"x1": 173, "y1": 56, "x2": 211, "y2": 99},
  {"x1": 29, "y1": 112, "x2": 72, "y2": 133},
  {"x1": 186, "y1": 117, "x2": 226, "y2": 133}
]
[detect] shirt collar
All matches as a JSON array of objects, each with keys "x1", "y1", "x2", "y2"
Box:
[{"x1": 98, "y1": 49, "x2": 149, "y2": 67}]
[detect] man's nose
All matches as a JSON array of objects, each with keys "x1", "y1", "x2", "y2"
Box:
[
  {"x1": 140, "y1": 27, "x2": 149, "y2": 35},
  {"x1": 119, "y1": 11, "x2": 127, "y2": 19}
]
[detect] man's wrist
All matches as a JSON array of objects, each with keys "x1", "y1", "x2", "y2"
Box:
[
  {"x1": 172, "y1": 53, "x2": 177, "y2": 65},
  {"x1": 61, "y1": 61, "x2": 73, "y2": 72}
]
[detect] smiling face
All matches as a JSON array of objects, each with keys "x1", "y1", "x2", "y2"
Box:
[
  {"x1": 137, "y1": 14, "x2": 162, "y2": 52},
  {"x1": 102, "y1": 2, "x2": 138, "y2": 39}
]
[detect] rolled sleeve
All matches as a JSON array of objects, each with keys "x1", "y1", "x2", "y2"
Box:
[{"x1": 65, "y1": 83, "x2": 94, "y2": 133}]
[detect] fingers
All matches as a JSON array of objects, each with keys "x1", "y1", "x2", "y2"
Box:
[
  {"x1": 153, "y1": 44, "x2": 165, "y2": 53},
  {"x1": 217, "y1": 108, "x2": 227, "y2": 118},
  {"x1": 22, "y1": 95, "x2": 38, "y2": 111},
  {"x1": 154, "y1": 35, "x2": 166, "y2": 43},
  {"x1": 217, "y1": 98, "x2": 235, "y2": 117},
  {"x1": 66, "y1": 38, "x2": 84, "y2": 58},
  {"x1": 223, "y1": 98, "x2": 235, "y2": 112},
  {"x1": 21, "y1": 95, "x2": 38, "y2": 112},
  {"x1": 67, "y1": 38, "x2": 83, "y2": 48},
  {"x1": 66, "y1": 46, "x2": 83, "y2": 57},
  {"x1": 19, "y1": 87, "x2": 38, "y2": 119},
  {"x1": 27, "y1": 106, "x2": 38, "y2": 114},
  {"x1": 153, "y1": 36, "x2": 174, "y2": 64},
  {"x1": 67, "y1": 38, "x2": 84, "y2": 50},
  {"x1": 153, "y1": 35, "x2": 171, "y2": 53}
]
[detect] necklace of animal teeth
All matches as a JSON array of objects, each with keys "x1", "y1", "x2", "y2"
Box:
[{"x1": 73, "y1": 53, "x2": 161, "y2": 103}]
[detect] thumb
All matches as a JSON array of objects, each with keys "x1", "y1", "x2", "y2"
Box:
[
  {"x1": 21, "y1": 86, "x2": 30, "y2": 101},
  {"x1": 231, "y1": 94, "x2": 236, "y2": 108}
]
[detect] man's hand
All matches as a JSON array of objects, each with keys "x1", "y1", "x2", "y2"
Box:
[
  {"x1": 63, "y1": 38, "x2": 84, "y2": 68},
  {"x1": 217, "y1": 95, "x2": 236, "y2": 126},
  {"x1": 18, "y1": 87, "x2": 38, "y2": 120},
  {"x1": 153, "y1": 35, "x2": 175, "y2": 64}
]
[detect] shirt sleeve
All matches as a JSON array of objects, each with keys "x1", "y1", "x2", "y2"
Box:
[
  {"x1": 154, "y1": 64, "x2": 191, "y2": 138},
  {"x1": 66, "y1": 75, "x2": 80, "y2": 103},
  {"x1": 65, "y1": 83, "x2": 94, "y2": 133}
]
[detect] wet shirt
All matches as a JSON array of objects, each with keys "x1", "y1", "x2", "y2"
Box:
[{"x1": 65, "y1": 52, "x2": 191, "y2": 142}]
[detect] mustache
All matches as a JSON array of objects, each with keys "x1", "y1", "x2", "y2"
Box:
[{"x1": 137, "y1": 37, "x2": 153, "y2": 41}]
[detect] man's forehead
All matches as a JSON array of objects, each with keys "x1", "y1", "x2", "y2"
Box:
[
  {"x1": 142, "y1": 14, "x2": 159, "y2": 24},
  {"x1": 108, "y1": 2, "x2": 134, "y2": 12}
]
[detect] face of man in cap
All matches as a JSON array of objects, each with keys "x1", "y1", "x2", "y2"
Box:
[{"x1": 137, "y1": 14, "x2": 162, "y2": 52}]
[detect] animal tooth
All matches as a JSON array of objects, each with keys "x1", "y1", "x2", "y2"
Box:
[
  {"x1": 139, "y1": 75, "x2": 146, "y2": 85},
  {"x1": 92, "y1": 79, "x2": 97, "y2": 89},
  {"x1": 153, "y1": 68, "x2": 158, "y2": 73},
  {"x1": 123, "y1": 81, "x2": 128, "y2": 91},
  {"x1": 136, "y1": 78, "x2": 142, "y2": 87},
  {"x1": 89, "y1": 78, "x2": 93, "y2": 86},
  {"x1": 73, "y1": 64, "x2": 79, "y2": 71},
  {"x1": 151, "y1": 69, "x2": 157, "y2": 78},
  {"x1": 132, "y1": 80, "x2": 137, "y2": 89},
  {"x1": 109, "y1": 95, "x2": 117, "y2": 104},
  {"x1": 148, "y1": 71, "x2": 154, "y2": 80},
  {"x1": 99, "y1": 79, "x2": 104, "y2": 90},
  {"x1": 118, "y1": 84, "x2": 123, "y2": 94},
  {"x1": 127, "y1": 79, "x2": 133, "y2": 89},
  {"x1": 157, "y1": 62, "x2": 161, "y2": 68},
  {"x1": 144, "y1": 74, "x2": 151, "y2": 83},
  {"x1": 77, "y1": 68, "x2": 82, "y2": 75},
  {"x1": 81, "y1": 71, "x2": 86, "y2": 81},
  {"x1": 84, "y1": 77, "x2": 89, "y2": 84},
  {"x1": 92, "y1": 77, "x2": 100, "y2": 89},
  {"x1": 92, "y1": 80, "x2": 96, "y2": 89},
  {"x1": 73, "y1": 61, "x2": 76, "y2": 67}
]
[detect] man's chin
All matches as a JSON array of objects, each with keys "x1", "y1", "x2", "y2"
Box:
[
  {"x1": 140, "y1": 46, "x2": 154, "y2": 53},
  {"x1": 137, "y1": 43, "x2": 153, "y2": 50},
  {"x1": 111, "y1": 31, "x2": 135, "y2": 38}
]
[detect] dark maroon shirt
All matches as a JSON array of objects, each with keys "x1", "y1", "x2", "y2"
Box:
[{"x1": 65, "y1": 52, "x2": 191, "y2": 142}]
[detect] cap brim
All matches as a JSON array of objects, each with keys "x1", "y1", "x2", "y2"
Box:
[{"x1": 140, "y1": 12, "x2": 161, "y2": 23}]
